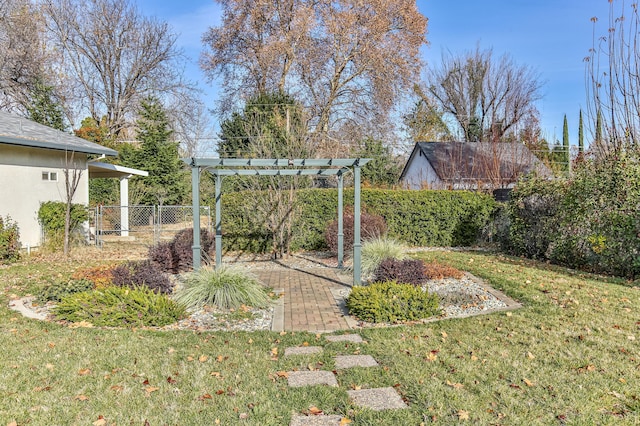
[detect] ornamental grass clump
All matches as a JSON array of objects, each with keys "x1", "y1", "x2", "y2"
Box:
[
  {"x1": 174, "y1": 266, "x2": 269, "y2": 310},
  {"x1": 361, "y1": 236, "x2": 407, "y2": 280}
]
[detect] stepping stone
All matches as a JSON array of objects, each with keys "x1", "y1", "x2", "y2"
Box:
[
  {"x1": 335, "y1": 355, "x2": 378, "y2": 369},
  {"x1": 287, "y1": 371, "x2": 338, "y2": 388},
  {"x1": 347, "y1": 387, "x2": 408, "y2": 411},
  {"x1": 285, "y1": 346, "x2": 323, "y2": 356},
  {"x1": 290, "y1": 415, "x2": 345, "y2": 426},
  {"x1": 324, "y1": 334, "x2": 363, "y2": 343}
]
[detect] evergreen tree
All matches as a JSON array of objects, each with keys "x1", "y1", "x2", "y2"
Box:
[
  {"x1": 562, "y1": 114, "x2": 570, "y2": 166},
  {"x1": 595, "y1": 109, "x2": 603, "y2": 146},
  {"x1": 124, "y1": 97, "x2": 188, "y2": 205},
  {"x1": 578, "y1": 109, "x2": 584, "y2": 153},
  {"x1": 26, "y1": 80, "x2": 66, "y2": 131},
  {"x1": 357, "y1": 138, "x2": 403, "y2": 187}
]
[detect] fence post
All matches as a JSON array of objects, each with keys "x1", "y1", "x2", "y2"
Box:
[
  {"x1": 353, "y1": 165, "x2": 362, "y2": 286},
  {"x1": 337, "y1": 172, "x2": 344, "y2": 268}
]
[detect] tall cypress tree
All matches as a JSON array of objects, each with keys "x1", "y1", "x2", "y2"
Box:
[
  {"x1": 562, "y1": 114, "x2": 570, "y2": 168},
  {"x1": 578, "y1": 109, "x2": 584, "y2": 153},
  {"x1": 595, "y1": 109, "x2": 603, "y2": 146},
  {"x1": 124, "y1": 96, "x2": 187, "y2": 205}
]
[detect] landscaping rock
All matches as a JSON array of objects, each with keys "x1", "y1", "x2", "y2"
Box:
[
  {"x1": 347, "y1": 387, "x2": 408, "y2": 410},
  {"x1": 289, "y1": 415, "x2": 345, "y2": 426},
  {"x1": 334, "y1": 355, "x2": 378, "y2": 369},
  {"x1": 324, "y1": 334, "x2": 363, "y2": 343},
  {"x1": 285, "y1": 346, "x2": 323, "y2": 356}
]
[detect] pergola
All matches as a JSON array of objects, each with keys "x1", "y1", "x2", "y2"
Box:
[{"x1": 184, "y1": 158, "x2": 371, "y2": 285}]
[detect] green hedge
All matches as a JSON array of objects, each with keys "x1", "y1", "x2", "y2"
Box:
[{"x1": 211, "y1": 188, "x2": 496, "y2": 252}]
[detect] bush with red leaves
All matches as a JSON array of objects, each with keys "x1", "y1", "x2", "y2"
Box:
[
  {"x1": 149, "y1": 228, "x2": 215, "y2": 273},
  {"x1": 111, "y1": 260, "x2": 173, "y2": 294},
  {"x1": 374, "y1": 258, "x2": 426, "y2": 286}
]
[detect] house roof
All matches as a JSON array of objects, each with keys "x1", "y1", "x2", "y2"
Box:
[
  {"x1": 0, "y1": 110, "x2": 117, "y2": 156},
  {"x1": 400, "y1": 141, "x2": 551, "y2": 183},
  {"x1": 88, "y1": 162, "x2": 148, "y2": 179}
]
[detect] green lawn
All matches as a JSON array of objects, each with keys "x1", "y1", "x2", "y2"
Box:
[{"x1": 1, "y1": 250, "x2": 639, "y2": 425}]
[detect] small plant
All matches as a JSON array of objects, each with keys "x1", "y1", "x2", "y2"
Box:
[
  {"x1": 374, "y1": 258, "x2": 426, "y2": 286},
  {"x1": 325, "y1": 211, "x2": 387, "y2": 255},
  {"x1": 174, "y1": 266, "x2": 269, "y2": 310},
  {"x1": 0, "y1": 215, "x2": 20, "y2": 263},
  {"x1": 37, "y1": 201, "x2": 88, "y2": 250},
  {"x1": 423, "y1": 261, "x2": 465, "y2": 280},
  {"x1": 360, "y1": 236, "x2": 407, "y2": 279},
  {"x1": 36, "y1": 278, "x2": 95, "y2": 303},
  {"x1": 52, "y1": 286, "x2": 186, "y2": 327},
  {"x1": 149, "y1": 228, "x2": 215, "y2": 273},
  {"x1": 71, "y1": 264, "x2": 115, "y2": 288},
  {"x1": 346, "y1": 280, "x2": 440, "y2": 323},
  {"x1": 111, "y1": 260, "x2": 173, "y2": 294}
]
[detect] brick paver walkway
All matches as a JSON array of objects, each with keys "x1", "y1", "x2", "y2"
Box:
[{"x1": 255, "y1": 268, "x2": 351, "y2": 332}]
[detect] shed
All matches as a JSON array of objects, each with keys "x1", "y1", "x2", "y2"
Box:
[{"x1": 399, "y1": 142, "x2": 551, "y2": 190}]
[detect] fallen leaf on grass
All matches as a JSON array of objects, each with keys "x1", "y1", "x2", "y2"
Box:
[
  {"x1": 523, "y1": 378, "x2": 535, "y2": 387},
  {"x1": 199, "y1": 355, "x2": 209, "y2": 363},
  {"x1": 93, "y1": 417, "x2": 107, "y2": 426},
  {"x1": 7, "y1": 421, "x2": 18, "y2": 426},
  {"x1": 339, "y1": 418, "x2": 352, "y2": 425},
  {"x1": 446, "y1": 380, "x2": 464, "y2": 389},
  {"x1": 308, "y1": 406, "x2": 323, "y2": 415},
  {"x1": 457, "y1": 410, "x2": 470, "y2": 420},
  {"x1": 74, "y1": 395, "x2": 89, "y2": 401},
  {"x1": 526, "y1": 352, "x2": 535, "y2": 359},
  {"x1": 198, "y1": 394, "x2": 213, "y2": 401},
  {"x1": 110, "y1": 385, "x2": 123, "y2": 393},
  {"x1": 78, "y1": 368, "x2": 91, "y2": 376},
  {"x1": 145, "y1": 386, "x2": 159, "y2": 395},
  {"x1": 239, "y1": 413, "x2": 249, "y2": 419},
  {"x1": 167, "y1": 377, "x2": 177, "y2": 384},
  {"x1": 276, "y1": 371, "x2": 289, "y2": 378}
]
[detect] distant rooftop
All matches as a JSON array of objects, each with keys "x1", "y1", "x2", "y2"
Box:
[{"x1": 0, "y1": 110, "x2": 117, "y2": 156}]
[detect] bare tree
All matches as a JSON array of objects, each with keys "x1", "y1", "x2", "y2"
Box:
[
  {"x1": 201, "y1": 0, "x2": 428, "y2": 151},
  {"x1": 62, "y1": 150, "x2": 83, "y2": 256},
  {"x1": 585, "y1": 1, "x2": 640, "y2": 154},
  {"x1": 42, "y1": 0, "x2": 194, "y2": 139},
  {"x1": 0, "y1": 0, "x2": 51, "y2": 112},
  {"x1": 427, "y1": 46, "x2": 543, "y2": 142}
]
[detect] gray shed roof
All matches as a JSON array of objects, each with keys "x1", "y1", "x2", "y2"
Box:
[
  {"x1": 400, "y1": 141, "x2": 552, "y2": 183},
  {"x1": 0, "y1": 110, "x2": 117, "y2": 156}
]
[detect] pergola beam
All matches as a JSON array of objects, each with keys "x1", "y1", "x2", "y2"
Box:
[{"x1": 184, "y1": 157, "x2": 371, "y2": 286}]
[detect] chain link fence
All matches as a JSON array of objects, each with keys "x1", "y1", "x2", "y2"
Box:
[{"x1": 94, "y1": 205, "x2": 211, "y2": 247}]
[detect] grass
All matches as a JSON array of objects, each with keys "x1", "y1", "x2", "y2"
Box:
[{"x1": 0, "y1": 249, "x2": 639, "y2": 424}]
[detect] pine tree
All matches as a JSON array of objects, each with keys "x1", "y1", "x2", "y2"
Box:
[
  {"x1": 562, "y1": 114, "x2": 570, "y2": 167},
  {"x1": 578, "y1": 109, "x2": 584, "y2": 153},
  {"x1": 124, "y1": 97, "x2": 187, "y2": 205}
]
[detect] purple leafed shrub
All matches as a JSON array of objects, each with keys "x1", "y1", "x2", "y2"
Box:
[
  {"x1": 374, "y1": 258, "x2": 426, "y2": 286},
  {"x1": 111, "y1": 260, "x2": 173, "y2": 294},
  {"x1": 149, "y1": 228, "x2": 215, "y2": 273}
]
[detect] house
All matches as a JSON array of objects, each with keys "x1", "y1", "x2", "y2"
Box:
[
  {"x1": 0, "y1": 111, "x2": 146, "y2": 248},
  {"x1": 399, "y1": 142, "x2": 551, "y2": 191}
]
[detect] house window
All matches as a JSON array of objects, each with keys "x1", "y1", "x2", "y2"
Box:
[{"x1": 42, "y1": 171, "x2": 58, "y2": 181}]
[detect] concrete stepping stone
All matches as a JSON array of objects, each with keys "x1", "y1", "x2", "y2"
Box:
[
  {"x1": 335, "y1": 355, "x2": 378, "y2": 369},
  {"x1": 347, "y1": 387, "x2": 408, "y2": 411},
  {"x1": 287, "y1": 371, "x2": 338, "y2": 388},
  {"x1": 289, "y1": 415, "x2": 345, "y2": 426},
  {"x1": 285, "y1": 346, "x2": 323, "y2": 356},
  {"x1": 325, "y1": 334, "x2": 363, "y2": 343}
]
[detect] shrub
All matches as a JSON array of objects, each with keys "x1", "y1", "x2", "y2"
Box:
[
  {"x1": 36, "y1": 278, "x2": 94, "y2": 303},
  {"x1": 111, "y1": 260, "x2": 173, "y2": 294},
  {"x1": 71, "y1": 264, "x2": 115, "y2": 288},
  {"x1": 0, "y1": 215, "x2": 20, "y2": 263},
  {"x1": 52, "y1": 286, "x2": 186, "y2": 327},
  {"x1": 149, "y1": 228, "x2": 215, "y2": 273},
  {"x1": 218, "y1": 188, "x2": 496, "y2": 252},
  {"x1": 37, "y1": 201, "x2": 89, "y2": 250},
  {"x1": 346, "y1": 280, "x2": 440, "y2": 323},
  {"x1": 325, "y1": 211, "x2": 387, "y2": 255},
  {"x1": 423, "y1": 261, "x2": 465, "y2": 280},
  {"x1": 360, "y1": 237, "x2": 407, "y2": 279},
  {"x1": 174, "y1": 266, "x2": 269, "y2": 310},
  {"x1": 374, "y1": 258, "x2": 426, "y2": 286}
]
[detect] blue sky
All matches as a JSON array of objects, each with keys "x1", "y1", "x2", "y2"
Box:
[{"x1": 137, "y1": 0, "x2": 614, "y2": 146}]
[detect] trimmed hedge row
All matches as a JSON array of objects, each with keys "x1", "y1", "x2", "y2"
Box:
[{"x1": 210, "y1": 188, "x2": 496, "y2": 252}]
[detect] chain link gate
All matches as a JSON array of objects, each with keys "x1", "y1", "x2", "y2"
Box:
[{"x1": 95, "y1": 205, "x2": 211, "y2": 247}]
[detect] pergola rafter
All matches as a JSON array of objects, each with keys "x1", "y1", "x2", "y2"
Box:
[{"x1": 184, "y1": 158, "x2": 371, "y2": 285}]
